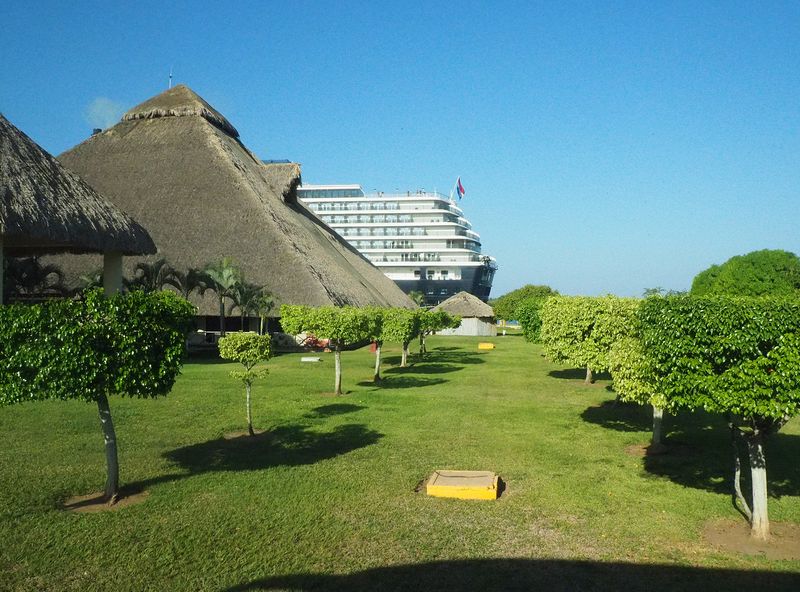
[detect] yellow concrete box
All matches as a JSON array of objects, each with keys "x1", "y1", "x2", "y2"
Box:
[
  {"x1": 426, "y1": 470, "x2": 498, "y2": 500},
  {"x1": 478, "y1": 343, "x2": 495, "y2": 350}
]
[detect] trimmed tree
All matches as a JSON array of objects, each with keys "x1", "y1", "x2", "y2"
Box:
[
  {"x1": 491, "y1": 284, "x2": 558, "y2": 321},
  {"x1": 608, "y1": 335, "x2": 668, "y2": 445},
  {"x1": 515, "y1": 296, "x2": 553, "y2": 343},
  {"x1": 417, "y1": 309, "x2": 460, "y2": 355},
  {"x1": 382, "y1": 308, "x2": 421, "y2": 367},
  {"x1": 218, "y1": 332, "x2": 272, "y2": 436},
  {"x1": 280, "y1": 305, "x2": 371, "y2": 395},
  {"x1": 638, "y1": 295, "x2": 800, "y2": 540},
  {"x1": 691, "y1": 249, "x2": 800, "y2": 297},
  {"x1": 540, "y1": 295, "x2": 639, "y2": 383},
  {"x1": 0, "y1": 289, "x2": 195, "y2": 503},
  {"x1": 364, "y1": 307, "x2": 386, "y2": 382}
]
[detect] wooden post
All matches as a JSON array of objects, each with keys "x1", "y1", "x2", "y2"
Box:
[{"x1": 103, "y1": 251, "x2": 123, "y2": 295}]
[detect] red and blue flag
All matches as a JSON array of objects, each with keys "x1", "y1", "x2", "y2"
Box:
[{"x1": 456, "y1": 177, "x2": 465, "y2": 199}]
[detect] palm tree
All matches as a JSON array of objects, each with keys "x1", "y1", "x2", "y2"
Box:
[
  {"x1": 165, "y1": 267, "x2": 207, "y2": 300},
  {"x1": 201, "y1": 257, "x2": 242, "y2": 336},
  {"x1": 4, "y1": 257, "x2": 68, "y2": 302},
  {"x1": 77, "y1": 269, "x2": 103, "y2": 293},
  {"x1": 408, "y1": 290, "x2": 426, "y2": 307},
  {"x1": 228, "y1": 281, "x2": 267, "y2": 331},
  {"x1": 124, "y1": 258, "x2": 176, "y2": 293},
  {"x1": 254, "y1": 292, "x2": 275, "y2": 335}
]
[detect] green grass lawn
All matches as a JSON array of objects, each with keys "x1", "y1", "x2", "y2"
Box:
[{"x1": 1, "y1": 335, "x2": 799, "y2": 591}]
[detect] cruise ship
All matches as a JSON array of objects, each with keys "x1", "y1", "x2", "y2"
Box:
[{"x1": 298, "y1": 184, "x2": 497, "y2": 305}]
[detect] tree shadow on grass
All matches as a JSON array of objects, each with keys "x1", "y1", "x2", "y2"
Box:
[
  {"x1": 383, "y1": 352, "x2": 486, "y2": 369},
  {"x1": 383, "y1": 363, "x2": 462, "y2": 375},
  {"x1": 549, "y1": 368, "x2": 611, "y2": 381},
  {"x1": 304, "y1": 404, "x2": 366, "y2": 418},
  {"x1": 358, "y1": 376, "x2": 448, "y2": 390},
  {"x1": 580, "y1": 400, "x2": 653, "y2": 433},
  {"x1": 222, "y1": 558, "x2": 800, "y2": 592},
  {"x1": 643, "y1": 427, "x2": 800, "y2": 498},
  {"x1": 164, "y1": 424, "x2": 382, "y2": 474},
  {"x1": 584, "y1": 399, "x2": 800, "y2": 498},
  {"x1": 120, "y1": 424, "x2": 382, "y2": 495}
]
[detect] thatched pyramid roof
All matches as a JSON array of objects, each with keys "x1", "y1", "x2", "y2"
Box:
[
  {"x1": 54, "y1": 85, "x2": 414, "y2": 314},
  {"x1": 0, "y1": 113, "x2": 155, "y2": 256},
  {"x1": 433, "y1": 291, "x2": 495, "y2": 318}
]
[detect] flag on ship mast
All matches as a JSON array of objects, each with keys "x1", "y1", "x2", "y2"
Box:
[{"x1": 456, "y1": 177, "x2": 466, "y2": 200}]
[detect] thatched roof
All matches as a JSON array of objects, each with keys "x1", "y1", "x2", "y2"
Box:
[
  {"x1": 0, "y1": 113, "x2": 156, "y2": 256},
  {"x1": 52, "y1": 85, "x2": 414, "y2": 314},
  {"x1": 433, "y1": 291, "x2": 495, "y2": 318},
  {"x1": 123, "y1": 84, "x2": 239, "y2": 138}
]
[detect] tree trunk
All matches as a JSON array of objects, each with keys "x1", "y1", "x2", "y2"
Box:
[
  {"x1": 585, "y1": 367, "x2": 593, "y2": 384},
  {"x1": 729, "y1": 424, "x2": 752, "y2": 522},
  {"x1": 96, "y1": 394, "x2": 119, "y2": 504},
  {"x1": 374, "y1": 342, "x2": 382, "y2": 382},
  {"x1": 242, "y1": 311, "x2": 246, "y2": 332},
  {"x1": 419, "y1": 333, "x2": 426, "y2": 355},
  {"x1": 652, "y1": 406, "x2": 664, "y2": 446},
  {"x1": 260, "y1": 316, "x2": 265, "y2": 336},
  {"x1": 246, "y1": 382, "x2": 254, "y2": 436},
  {"x1": 746, "y1": 432, "x2": 770, "y2": 541},
  {"x1": 218, "y1": 295, "x2": 226, "y2": 337},
  {"x1": 334, "y1": 347, "x2": 343, "y2": 395},
  {"x1": 401, "y1": 342, "x2": 409, "y2": 367}
]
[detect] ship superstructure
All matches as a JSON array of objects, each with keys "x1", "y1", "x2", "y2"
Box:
[{"x1": 298, "y1": 184, "x2": 497, "y2": 305}]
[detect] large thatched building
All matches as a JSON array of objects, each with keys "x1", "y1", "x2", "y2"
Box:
[
  {"x1": 433, "y1": 291, "x2": 497, "y2": 336},
  {"x1": 50, "y1": 85, "x2": 413, "y2": 327},
  {"x1": 1, "y1": 113, "x2": 155, "y2": 300}
]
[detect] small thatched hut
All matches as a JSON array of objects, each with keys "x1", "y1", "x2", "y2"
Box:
[
  {"x1": 0, "y1": 113, "x2": 155, "y2": 300},
  {"x1": 433, "y1": 291, "x2": 497, "y2": 336},
  {"x1": 51, "y1": 85, "x2": 413, "y2": 328}
]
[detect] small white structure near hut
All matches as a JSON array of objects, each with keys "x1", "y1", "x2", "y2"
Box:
[{"x1": 433, "y1": 291, "x2": 497, "y2": 337}]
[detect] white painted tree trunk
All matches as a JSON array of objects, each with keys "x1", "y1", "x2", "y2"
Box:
[
  {"x1": 747, "y1": 434, "x2": 770, "y2": 541},
  {"x1": 585, "y1": 367, "x2": 593, "y2": 384},
  {"x1": 334, "y1": 347, "x2": 343, "y2": 395},
  {"x1": 652, "y1": 406, "x2": 664, "y2": 446},
  {"x1": 374, "y1": 342, "x2": 382, "y2": 382},
  {"x1": 246, "y1": 382, "x2": 254, "y2": 436},
  {"x1": 96, "y1": 394, "x2": 119, "y2": 503},
  {"x1": 401, "y1": 342, "x2": 409, "y2": 367}
]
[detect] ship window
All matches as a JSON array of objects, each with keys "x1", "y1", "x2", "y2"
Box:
[
  {"x1": 414, "y1": 270, "x2": 421, "y2": 277},
  {"x1": 427, "y1": 270, "x2": 435, "y2": 280},
  {"x1": 441, "y1": 271, "x2": 448, "y2": 279}
]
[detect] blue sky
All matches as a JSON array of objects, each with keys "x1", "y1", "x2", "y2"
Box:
[{"x1": 3, "y1": 1, "x2": 798, "y2": 297}]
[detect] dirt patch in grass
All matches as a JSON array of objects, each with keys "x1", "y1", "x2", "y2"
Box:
[
  {"x1": 223, "y1": 428, "x2": 269, "y2": 440},
  {"x1": 703, "y1": 519, "x2": 800, "y2": 560},
  {"x1": 62, "y1": 490, "x2": 149, "y2": 513},
  {"x1": 624, "y1": 442, "x2": 696, "y2": 457}
]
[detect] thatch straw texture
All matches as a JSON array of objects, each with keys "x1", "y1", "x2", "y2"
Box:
[
  {"x1": 433, "y1": 291, "x2": 495, "y2": 318},
  {"x1": 123, "y1": 84, "x2": 239, "y2": 138},
  {"x1": 52, "y1": 85, "x2": 414, "y2": 314},
  {"x1": 0, "y1": 113, "x2": 156, "y2": 256}
]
